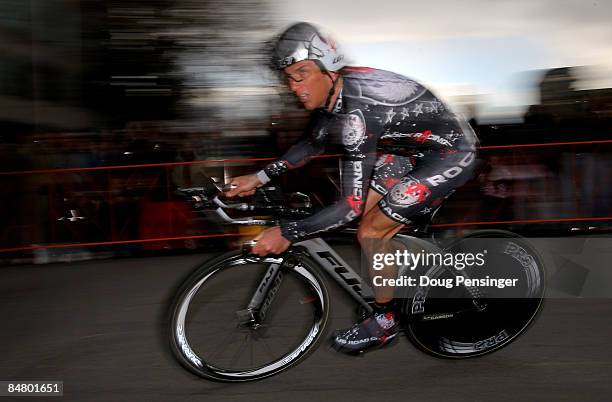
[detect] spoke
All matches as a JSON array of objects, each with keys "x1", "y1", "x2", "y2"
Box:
[
  {"x1": 250, "y1": 335, "x2": 253, "y2": 367},
  {"x1": 228, "y1": 332, "x2": 250, "y2": 368},
  {"x1": 188, "y1": 327, "x2": 229, "y2": 337},
  {"x1": 209, "y1": 324, "x2": 241, "y2": 361},
  {"x1": 258, "y1": 333, "x2": 277, "y2": 361}
]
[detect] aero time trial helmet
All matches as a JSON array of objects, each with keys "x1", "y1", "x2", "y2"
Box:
[{"x1": 272, "y1": 22, "x2": 346, "y2": 72}]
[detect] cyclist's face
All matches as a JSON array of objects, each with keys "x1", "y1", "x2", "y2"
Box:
[{"x1": 284, "y1": 61, "x2": 332, "y2": 110}]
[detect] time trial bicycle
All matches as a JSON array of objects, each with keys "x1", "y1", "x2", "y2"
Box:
[{"x1": 168, "y1": 178, "x2": 545, "y2": 382}]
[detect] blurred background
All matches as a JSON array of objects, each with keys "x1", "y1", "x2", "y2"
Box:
[{"x1": 1, "y1": 0, "x2": 611, "y2": 264}]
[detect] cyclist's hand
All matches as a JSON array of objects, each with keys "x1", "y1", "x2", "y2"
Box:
[
  {"x1": 225, "y1": 174, "x2": 262, "y2": 198},
  {"x1": 252, "y1": 227, "x2": 290, "y2": 256}
]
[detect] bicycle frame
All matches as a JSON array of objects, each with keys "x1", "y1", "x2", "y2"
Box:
[{"x1": 178, "y1": 185, "x2": 469, "y2": 324}]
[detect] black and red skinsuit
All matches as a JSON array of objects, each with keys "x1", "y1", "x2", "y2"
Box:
[{"x1": 258, "y1": 67, "x2": 478, "y2": 242}]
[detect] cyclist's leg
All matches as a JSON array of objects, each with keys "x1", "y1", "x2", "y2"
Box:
[
  {"x1": 329, "y1": 185, "x2": 404, "y2": 353},
  {"x1": 332, "y1": 203, "x2": 404, "y2": 353},
  {"x1": 358, "y1": 154, "x2": 414, "y2": 303},
  {"x1": 330, "y1": 158, "x2": 413, "y2": 353},
  {"x1": 358, "y1": 195, "x2": 405, "y2": 304},
  {"x1": 333, "y1": 151, "x2": 477, "y2": 353},
  {"x1": 358, "y1": 152, "x2": 474, "y2": 304},
  {"x1": 360, "y1": 155, "x2": 412, "y2": 303}
]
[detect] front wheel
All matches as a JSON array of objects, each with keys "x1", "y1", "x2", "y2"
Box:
[
  {"x1": 169, "y1": 251, "x2": 330, "y2": 382},
  {"x1": 404, "y1": 230, "x2": 545, "y2": 358}
]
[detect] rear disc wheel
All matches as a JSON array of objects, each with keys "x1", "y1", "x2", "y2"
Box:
[{"x1": 405, "y1": 231, "x2": 545, "y2": 358}]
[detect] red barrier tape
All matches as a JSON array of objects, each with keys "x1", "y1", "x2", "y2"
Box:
[
  {"x1": 1, "y1": 216, "x2": 610, "y2": 254},
  {"x1": 431, "y1": 216, "x2": 612, "y2": 228},
  {"x1": 1, "y1": 139, "x2": 611, "y2": 176},
  {"x1": 0, "y1": 233, "x2": 245, "y2": 253},
  {"x1": 479, "y1": 139, "x2": 612, "y2": 150}
]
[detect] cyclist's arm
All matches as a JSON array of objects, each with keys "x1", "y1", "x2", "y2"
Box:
[
  {"x1": 279, "y1": 112, "x2": 377, "y2": 242},
  {"x1": 256, "y1": 113, "x2": 329, "y2": 184}
]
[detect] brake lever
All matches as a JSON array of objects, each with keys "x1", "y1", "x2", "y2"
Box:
[
  {"x1": 217, "y1": 183, "x2": 237, "y2": 193},
  {"x1": 242, "y1": 240, "x2": 258, "y2": 255}
]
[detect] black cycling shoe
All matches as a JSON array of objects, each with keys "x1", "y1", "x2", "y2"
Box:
[{"x1": 331, "y1": 310, "x2": 399, "y2": 354}]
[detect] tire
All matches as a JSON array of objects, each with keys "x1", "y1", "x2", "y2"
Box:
[
  {"x1": 404, "y1": 230, "x2": 545, "y2": 358},
  {"x1": 168, "y1": 250, "x2": 330, "y2": 382}
]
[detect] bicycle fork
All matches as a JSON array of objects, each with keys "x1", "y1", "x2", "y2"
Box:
[{"x1": 235, "y1": 253, "x2": 303, "y2": 329}]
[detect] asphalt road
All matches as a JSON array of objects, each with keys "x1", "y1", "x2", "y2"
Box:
[{"x1": 1, "y1": 249, "x2": 611, "y2": 402}]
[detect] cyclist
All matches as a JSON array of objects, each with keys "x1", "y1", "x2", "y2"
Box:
[{"x1": 226, "y1": 22, "x2": 478, "y2": 353}]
